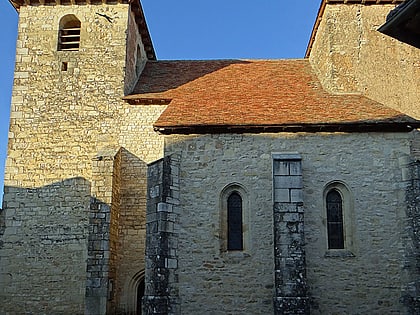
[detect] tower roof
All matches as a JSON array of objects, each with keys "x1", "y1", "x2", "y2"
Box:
[
  {"x1": 305, "y1": 0, "x2": 406, "y2": 58},
  {"x1": 124, "y1": 59, "x2": 419, "y2": 134}
]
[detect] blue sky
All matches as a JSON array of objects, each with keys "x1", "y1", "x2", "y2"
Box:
[{"x1": 0, "y1": 0, "x2": 321, "y2": 203}]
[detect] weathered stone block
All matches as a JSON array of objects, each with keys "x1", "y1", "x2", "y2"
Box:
[{"x1": 275, "y1": 189, "x2": 290, "y2": 203}]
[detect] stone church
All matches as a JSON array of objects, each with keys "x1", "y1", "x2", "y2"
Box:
[{"x1": 0, "y1": 0, "x2": 419, "y2": 314}]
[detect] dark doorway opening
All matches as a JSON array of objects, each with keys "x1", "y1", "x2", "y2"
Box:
[{"x1": 136, "y1": 277, "x2": 145, "y2": 315}]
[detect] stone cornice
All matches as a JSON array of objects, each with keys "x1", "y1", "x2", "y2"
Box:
[{"x1": 9, "y1": 0, "x2": 129, "y2": 10}]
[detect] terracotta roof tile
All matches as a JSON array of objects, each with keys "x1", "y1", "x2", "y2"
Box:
[{"x1": 125, "y1": 59, "x2": 419, "y2": 133}]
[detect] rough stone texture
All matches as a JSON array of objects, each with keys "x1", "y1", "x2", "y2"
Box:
[
  {"x1": 86, "y1": 149, "x2": 121, "y2": 315},
  {"x1": 309, "y1": 4, "x2": 420, "y2": 119},
  {"x1": 273, "y1": 157, "x2": 309, "y2": 315},
  {"x1": 2, "y1": 1, "x2": 420, "y2": 314},
  {"x1": 144, "y1": 155, "x2": 180, "y2": 315},
  {"x1": 0, "y1": 178, "x2": 91, "y2": 314},
  {"x1": 401, "y1": 158, "x2": 420, "y2": 313},
  {"x1": 0, "y1": 3, "x2": 165, "y2": 313},
  {"x1": 309, "y1": 5, "x2": 420, "y2": 312},
  {"x1": 124, "y1": 8, "x2": 148, "y2": 96},
  {"x1": 164, "y1": 131, "x2": 416, "y2": 314},
  {"x1": 113, "y1": 148, "x2": 151, "y2": 314}
]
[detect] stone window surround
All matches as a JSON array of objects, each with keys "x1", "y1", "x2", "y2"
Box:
[
  {"x1": 219, "y1": 183, "x2": 250, "y2": 255},
  {"x1": 323, "y1": 181, "x2": 356, "y2": 258}
]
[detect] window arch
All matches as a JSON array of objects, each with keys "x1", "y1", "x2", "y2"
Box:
[
  {"x1": 220, "y1": 183, "x2": 249, "y2": 253},
  {"x1": 58, "y1": 15, "x2": 81, "y2": 51},
  {"x1": 323, "y1": 181, "x2": 355, "y2": 255}
]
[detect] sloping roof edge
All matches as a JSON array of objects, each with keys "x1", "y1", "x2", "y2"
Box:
[{"x1": 305, "y1": 0, "x2": 405, "y2": 58}]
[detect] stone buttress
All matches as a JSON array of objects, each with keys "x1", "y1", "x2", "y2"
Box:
[
  {"x1": 273, "y1": 153, "x2": 309, "y2": 314},
  {"x1": 144, "y1": 155, "x2": 181, "y2": 314}
]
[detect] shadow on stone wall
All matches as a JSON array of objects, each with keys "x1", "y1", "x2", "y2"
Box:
[
  {"x1": 0, "y1": 177, "x2": 92, "y2": 314},
  {"x1": 0, "y1": 148, "x2": 151, "y2": 315},
  {"x1": 110, "y1": 148, "x2": 150, "y2": 315}
]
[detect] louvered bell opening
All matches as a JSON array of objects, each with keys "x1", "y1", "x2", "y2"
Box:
[{"x1": 58, "y1": 27, "x2": 81, "y2": 51}]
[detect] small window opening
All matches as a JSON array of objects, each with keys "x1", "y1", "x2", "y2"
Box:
[
  {"x1": 227, "y1": 192, "x2": 243, "y2": 251},
  {"x1": 326, "y1": 189, "x2": 344, "y2": 249},
  {"x1": 58, "y1": 15, "x2": 81, "y2": 51},
  {"x1": 61, "y1": 62, "x2": 68, "y2": 71}
]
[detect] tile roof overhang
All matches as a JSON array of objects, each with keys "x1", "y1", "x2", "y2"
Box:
[
  {"x1": 8, "y1": 0, "x2": 156, "y2": 60},
  {"x1": 378, "y1": 0, "x2": 420, "y2": 48},
  {"x1": 124, "y1": 59, "x2": 420, "y2": 135},
  {"x1": 305, "y1": 0, "x2": 406, "y2": 58}
]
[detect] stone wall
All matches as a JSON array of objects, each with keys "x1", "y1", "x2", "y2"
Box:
[
  {"x1": 113, "y1": 148, "x2": 149, "y2": 314},
  {"x1": 86, "y1": 148, "x2": 122, "y2": 314},
  {"x1": 272, "y1": 155, "x2": 309, "y2": 314},
  {"x1": 401, "y1": 157, "x2": 420, "y2": 313},
  {"x1": 0, "y1": 3, "x2": 166, "y2": 313},
  {"x1": 309, "y1": 3, "x2": 420, "y2": 119},
  {"x1": 0, "y1": 178, "x2": 91, "y2": 314},
  {"x1": 124, "y1": 8, "x2": 148, "y2": 95},
  {"x1": 164, "y1": 131, "x2": 415, "y2": 314},
  {"x1": 144, "y1": 155, "x2": 180, "y2": 314},
  {"x1": 309, "y1": 6, "x2": 420, "y2": 312}
]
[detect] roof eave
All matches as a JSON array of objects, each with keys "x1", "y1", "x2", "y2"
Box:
[
  {"x1": 130, "y1": 0, "x2": 156, "y2": 60},
  {"x1": 8, "y1": 0, "x2": 19, "y2": 12},
  {"x1": 153, "y1": 122, "x2": 419, "y2": 135}
]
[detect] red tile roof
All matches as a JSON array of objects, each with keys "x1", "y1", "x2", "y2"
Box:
[{"x1": 124, "y1": 59, "x2": 419, "y2": 134}]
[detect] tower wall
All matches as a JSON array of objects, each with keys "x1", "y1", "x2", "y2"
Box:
[
  {"x1": 309, "y1": 3, "x2": 420, "y2": 119},
  {"x1": 0, "y1": 3, "x2": 165, "y2": 313}
]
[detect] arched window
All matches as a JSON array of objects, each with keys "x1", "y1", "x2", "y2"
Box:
[
  {"x1": 220, "y1": 183, "x2": 249, "y2": 253},
  {"x1": 326, "y1": 189, "x2": 344, "y2": 249},
  {"x1": 58, "y1": 15, "x2": 81, "y2": 51},
  {"x1": 323, "y1": 181, "x2": 355, "y2": 256},
  {"x1": 227, "y1": 192, "x2": 243, "y2": 251}
]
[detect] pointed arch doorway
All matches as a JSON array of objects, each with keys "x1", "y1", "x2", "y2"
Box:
[{"x1": 126, "y1": 270, "x2": 145, "y2": 314}]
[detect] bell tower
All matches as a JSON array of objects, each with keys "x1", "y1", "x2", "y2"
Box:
[{"x1": 0, "y1": 0, "x2": 157, "y2": 313}]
